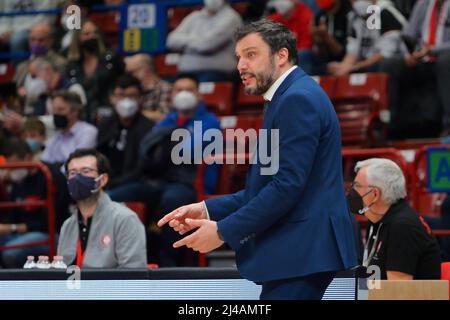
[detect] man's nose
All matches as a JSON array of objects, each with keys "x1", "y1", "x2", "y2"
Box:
[{"x1": 237, "y1": 59, "x2": 248, "y2": 73}]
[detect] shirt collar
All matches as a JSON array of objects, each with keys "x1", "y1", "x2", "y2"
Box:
[{"x1": 263, "y1": 65, "x2": 298, "y2": 102}]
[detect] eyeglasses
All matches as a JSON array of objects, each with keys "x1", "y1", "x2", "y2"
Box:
[
  {"x1": 346, "y1": 181, "x2": 376, "y2": 192},
  {"x1": 67, "y1": 167, "x2": 98, "y2": 178}
]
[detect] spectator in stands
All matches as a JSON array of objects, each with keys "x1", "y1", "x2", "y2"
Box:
[
  {"x1": 66, "y1": 19, "x2": 124, "y2": 123},
  {"x1": 0, "y1": 1, "x2": 60, "y2": 64},
  {"x1": 108, "y1": 74, "x2": 220, "y2": 266},
  {"x1": 22, "y1": 56, "x2": 86, "y2": 116},
  {"x1": 304, "y1": 0, "x2": 352, "y2": 75},
  {"x1": 22, "y1": 117, "x2": 46, "y2": 160},
  {"x1": 393, "y1": 0, "x2": 417, "y2": 18},
  {"x1": 0, "y1": 138, "x2": 50, "y2": 268},
  {"x1": 381, "y1": 0, "x2": 450, "y2": 138},
  {"x1": 347, "y1": 158, "x2": 441, "y2": 279},
  {"x1": 328, "y1": 0, "x2": 406, "y2": 76},
  {"x1": 13, "y1": 22, "x2": 67, "y2": 88},
  {"x1": 97, "y1": 75, "x2": 154, "y2": 190},
  {"x1": 125, "y1": 54, "x2": 172, "y2": 123},
  {"x1": 41, "y1": 91, "x2": 97, "y2": 165},
  {"x1": 58, "y1": 148, "x2": 147, "y2": 268},
  {"x1": 57, "y1": 0, "x2": 88, "y2": 54},
  {"x1": 166, "y1": 0, "x2": 243, "y2": 82},
  {"x1": 267, "y1": 0, "x2": 314, "y2": 73}
]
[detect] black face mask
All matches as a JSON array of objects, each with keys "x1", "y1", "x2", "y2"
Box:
[
  {"x1": 347, "y1": 188, "x2": 373, "y2": 215},
  {"x1": 54, "y1": 114, "x2": 69, "y2": 129},
  {"x1": 80, "y1": 38, "x2": 99, "y2": 53}
]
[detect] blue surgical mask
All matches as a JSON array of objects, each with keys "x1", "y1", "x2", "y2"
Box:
[
  {"x1": 67, "y1": 174, "x2": 103, "y2": 201},
  {"x1": 26, "y1": 139, "x2": 43, "y2": 153}
]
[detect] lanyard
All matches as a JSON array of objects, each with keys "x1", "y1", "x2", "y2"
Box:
[
  {"x1": 363, "y1": 223, "x2": 383, "y2": 267},
  {"x1": 76, "y1": 239, "x2": 85, "y2": 268}
]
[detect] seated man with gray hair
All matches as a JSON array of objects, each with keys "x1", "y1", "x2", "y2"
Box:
[{"x1": 347, "y1": 158, "x2": 441, "y2": 280}]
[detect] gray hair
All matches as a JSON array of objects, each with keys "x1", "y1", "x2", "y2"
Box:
[{"x1": 355, "y1": 158, "x2": 406, "y2": 205}]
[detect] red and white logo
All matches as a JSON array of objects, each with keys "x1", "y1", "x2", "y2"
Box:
[{"x1": 101, "y1": 235, "x2": 112, "y2": 247}]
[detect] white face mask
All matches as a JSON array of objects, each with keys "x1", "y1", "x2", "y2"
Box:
[
  {"x1": 172, "y1": 91, "x2": 198, "y2": 111},
  {"x1": 204, "y1": 0, "x2": 225, "y2": 12},
  {"x1": 273, "y1": 0, "x2": 294, "y2": 15},
  {"x1": 24, "y1": 74, "x2": 48, "y2": 102},
  {"x1": 10, "y1": 169, "x2": 28, "y2": 183},
  {"x1": 353, "y1": 0, "x2": 372, "y2": 17},
  {"x1": 116, "y1": 98, "x2": 139, "y2": 118}
]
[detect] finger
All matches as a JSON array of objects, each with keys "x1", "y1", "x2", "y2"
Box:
[
  {"x1": 168, "y1": 219, "x2": 180, "y2": 228},
  {"x1": 184, "y1": 218, "x2": 206, "y2": 228},
  {"x1": 157, "y1": 206, "x2": 186, "y2": 227},
  {"x1": 173, "y1": 232, "x2": 196, "y2": 248}
]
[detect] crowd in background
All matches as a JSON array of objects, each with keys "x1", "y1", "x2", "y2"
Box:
[{"x1": 0, "y1": 0, "x2": 449, "y2": 268}]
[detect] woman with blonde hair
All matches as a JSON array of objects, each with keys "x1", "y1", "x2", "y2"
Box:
[{"x1": 65, "y1": 19, "x2": 124, "y2": 123}]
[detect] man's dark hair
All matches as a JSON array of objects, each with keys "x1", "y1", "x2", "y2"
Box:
[
  {"x1": 113, "y1": 74, "x2": 143, "y2": 93},
  {"x1": 235, "y1": 19, "x2": 299, "y2": 65},
  {"x1": 3, "y1": 137, "x2": 32, "y2": 159},
  {"x1": 23, "y1": 117, "x2": 46, "y2": 137},
  {"x1": 175, "y1": 73, "x2": 200, "y2": 88},
  {"x1": 65, "y1": 148, "x2": 110, "y2": 175},
  {"x1": 52, "y1": 90, "x2": 83, "y2": 113}
]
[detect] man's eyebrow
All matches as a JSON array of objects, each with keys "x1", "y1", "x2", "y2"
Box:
[
  {"x1": 236, "y1": 47, "x2": 258, "y2": 56},
  {"x1": 242, "y1": 47, "x2": 258, "y2": 52}
]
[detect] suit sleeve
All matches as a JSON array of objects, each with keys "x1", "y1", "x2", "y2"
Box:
[
  {"x1": 205, "y1": 190, "x2": 246, "y2": 221},
  {"x1": 217, "y1": 91, "x2": 321, "y2": 251}
]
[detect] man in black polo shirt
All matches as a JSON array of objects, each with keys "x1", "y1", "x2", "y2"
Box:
[{"x1": 347, "y1": 158, "x2": 441, "y2": 280}]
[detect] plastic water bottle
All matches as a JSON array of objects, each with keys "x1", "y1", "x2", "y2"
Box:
[
  {"x1": 36, "y1": 256, "x2": 51, "y2": 269},
  {"x1": 23, "y1": 256, "x2": 36, "y2": 269},
  {"x1": 51, "y1": 256, "x2": 67, "y2": 269}
]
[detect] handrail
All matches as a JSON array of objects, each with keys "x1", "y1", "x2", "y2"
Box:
[{"x1": 0, "y1": 162, "x2": 56, "y2": 258}]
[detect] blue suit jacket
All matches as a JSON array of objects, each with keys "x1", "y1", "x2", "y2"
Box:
[{"x1": 205, "y1": 67, "x2": 358, "y2": 282}]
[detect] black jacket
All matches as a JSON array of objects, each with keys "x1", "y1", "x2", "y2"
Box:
[{"x1": 97, "y1": 112, "x2": 154, "y2": 189}]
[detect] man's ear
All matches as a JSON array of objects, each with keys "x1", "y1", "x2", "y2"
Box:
[
  {"x1": 277, "y1": 48, "x2": 290, "y2": 67},
  {"x1": 372, "y1": 187, "x2": 381, "y2": 203},
  {"x1": 100, "y1": 173, "x2": 109, "y2": 188}
]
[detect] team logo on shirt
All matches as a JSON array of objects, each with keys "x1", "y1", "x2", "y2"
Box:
[{"x1": 101, "y1": 234, "x2": 112, "y2": 247}]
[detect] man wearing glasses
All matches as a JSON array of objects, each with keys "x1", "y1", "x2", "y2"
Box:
[
  {"x1": 347, "y1": 158, "x2": 441, "y2": 280},
  {"x1": 57, "y1": 148, "x2": 147, "y2": 268}
]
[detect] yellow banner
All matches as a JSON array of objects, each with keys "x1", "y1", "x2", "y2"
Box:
[{"x1": 123, "y1": 28, "x2": 141, "y2": 51}]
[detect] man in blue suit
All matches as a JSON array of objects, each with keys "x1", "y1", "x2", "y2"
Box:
[{"x1": 158, "y1": 19, "x2": 357, "y2": 300}]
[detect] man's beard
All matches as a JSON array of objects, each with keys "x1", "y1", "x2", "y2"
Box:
[{"x1": 244, "y1": 58, "x2": 276, "y2": 96}]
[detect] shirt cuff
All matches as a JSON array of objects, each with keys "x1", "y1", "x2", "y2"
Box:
[{"x1": 202, "y1": 201, "x2": 210, "y2": 220}]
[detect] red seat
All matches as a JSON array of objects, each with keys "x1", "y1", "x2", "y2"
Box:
[
  {"x1": 236, "y1": 84, "x2": 265, "y2": 114},
  {"x1": 0, "y1": 63, "x2": 14, "y2": 84},
  {"x1": 154, "y1": 53, "x2": 180, "y2": 78},
  {"x1": 314, "y1": 75, "x2": 336, "y2": 98},
  {"x1": 167, "y1": 5, "x2": 201, "y2": 31},
  {"x1": 89, "y1": 11, "x2": 120, "y2": 48},
  {"x1": 231, "y1": 2, "x2": 249, "y2": 15},
  {"x1": 220, "y1": 114, "x2": 258, "y2": 131},
  {"x1": 125, "y1": 202, "x2": 146, "y2": 223},
  {"x1": 332, "y1": 73, "x2": 389, "y2": 147},
  {"x1": 200, "y1": 82, "x2": 234, "y2": 116}
]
